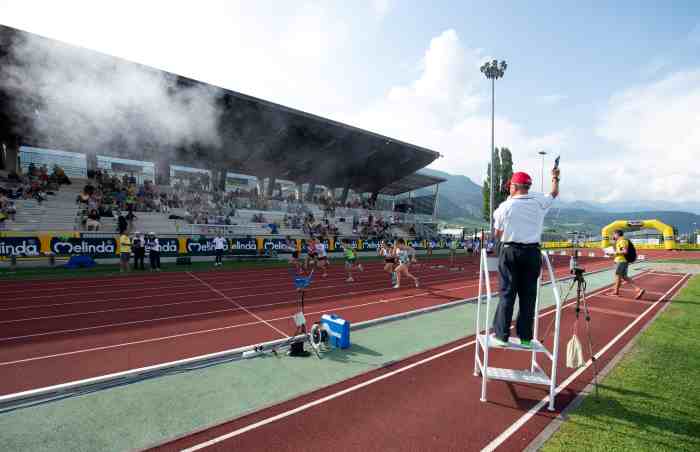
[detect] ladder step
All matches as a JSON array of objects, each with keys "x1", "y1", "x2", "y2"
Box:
[
  {"x1": 477, "y1": 334, "x2": 549, "y2": 353},
  {"x1": 486, "y1": 367, "x2": 551, "y2": 386}
]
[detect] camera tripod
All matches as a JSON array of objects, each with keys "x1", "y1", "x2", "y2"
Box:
[{"x1": 566, "y1": 266, "x2": 600, "y2": 397}]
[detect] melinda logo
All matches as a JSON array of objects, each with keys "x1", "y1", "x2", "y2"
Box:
[
  {"x1": 230, "y1": 240, "x2": 257, "y2": 250},
  {"x1": 627, "y1": 220, "x2": 644, "y2": 228},
  {"x1": 158, "y1": 242, "x2": 179, "y2": 253},
  {"x1": 52, "y1": 239, "x2": 115, "y2": 255},
  {"x1": 0, "y1": 239, "x2": 40, "y2": 256},
  {"x1": 264, "y1": 240, "x2": 293, "y2": 251}
]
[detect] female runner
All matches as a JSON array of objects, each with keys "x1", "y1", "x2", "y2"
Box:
[
  {"x1": 343, "y1": 240, "x2": 364, "y2": 282},
  {"x1": 394, "y1": 238, "x2": 419, "y2": 289}
]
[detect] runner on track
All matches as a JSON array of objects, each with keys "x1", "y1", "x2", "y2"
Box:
[
  {"x1": 289, "y1": 239, "x2": 305, "y2": 274},
  {"x1": 314, "y1": 239, "x2": 329, "y2": 277},
  {"x1": 449, "y1": 237, "x2": 459, "y2": 267},
  {"x1": 304, "y1": 238, "x2": 318, "y2": 272},
  {"x1": 342, "y1": 240, "x2": 364, "y2": 282},
  {"x1": 394, "y1": 238, "x2": 419, "y2": 289},
  {"x1": 378, "y1": 240, "x2": 398, "y2": 286}
]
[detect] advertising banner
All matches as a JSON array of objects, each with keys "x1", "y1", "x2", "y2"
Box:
[
  {"x1": 50, "y1": 237, "x2": 117, "y2": 257},
  {"x1": 0, "y1": 236, "x2": 41, "y2": 256}
]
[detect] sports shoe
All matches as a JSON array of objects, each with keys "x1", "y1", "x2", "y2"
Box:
[
  {"x1": 346, "y1": 277, "x2": 354, "y2": 282},
  {"x1": 393, "y1": 284, "x2": 400, "y2": 289},
  {"x1": 391, "y1": 272, "x2": 397, "y2": 285},
  {"x1": 519, "y1": 340, "x2": 533, "y2": 349},
  {"x1": 635, "y1": 289, "x2": 646, "y2": 300},
  {"x1": 358, "y1": 264, "x2": 364, "y2": 272},
  {"x1": 489, "y1": 335, "x2": 509, "y2": 347},
  {"x1": 414, "y1": 279, "x2": 420, "y2": 288}
]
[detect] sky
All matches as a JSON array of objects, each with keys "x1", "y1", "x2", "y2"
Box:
[{"x1": 1, "y1": 0, "x2": 699, "y2": 203}]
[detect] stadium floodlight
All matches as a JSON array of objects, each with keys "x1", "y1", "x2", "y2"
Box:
[
  {"x1": 538, "y1": 150, "x2": 547, "y2": 192},
  {"x1": 481, "y1": 59, "x2": 507, "y2": 238}
]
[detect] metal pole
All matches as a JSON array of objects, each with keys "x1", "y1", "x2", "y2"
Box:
[{"x1": 489, "y1": 77, "x2": 495, "y2": 238}]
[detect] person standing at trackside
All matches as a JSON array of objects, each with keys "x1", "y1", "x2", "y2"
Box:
[
  {"x1": 132, "y1": 232, "x2": 146, "y2": 270},
  {"x1": 490, "y1": 168, "x2": 560, "y2": 348},
  {"x1": 119, "y1": 231, "x2": 131, "y2": 273},
  {"x1": 611, "y1": 230, "x2": 645, "y2": 298},
  {"x1": 213, "y1": 232, "x2": 226, "y2": 267},
  {"x1": 146, "y1": 232, "x2": 161, "y2": 272}
]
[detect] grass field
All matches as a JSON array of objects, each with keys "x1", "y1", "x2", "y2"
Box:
[{"x1": 542, "y1": 274, "x2": 700, "y2": 452}]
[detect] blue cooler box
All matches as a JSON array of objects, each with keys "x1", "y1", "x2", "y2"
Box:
[{"x1": 321, "y1": 314, "x2": 350, "y2": 349}]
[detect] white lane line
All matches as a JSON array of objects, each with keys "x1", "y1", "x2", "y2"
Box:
[
  {"x1": 186, "y1": 272, "x2": 289, "y2": 339},
  {"x1": 0, "y1": 282, "x2": 481, "y2": 366},
  {"x1": 0, "y1": 297, "x2": 228, "y2": 324},
  {"x1": 0, "y1": 261, "x2": 468, "y2": 301},
  {"x1": 0, "y1": 265, "x2": 470, "y2": 311},
  {"x1": 480, "y1": 273, "x2": 688, "y2": 452},
  {"x1": 177, "y1": 276, "x2": 627, "y2": 451},
  {"x1": 0, "y1": 272, "x2": 474, "y2": 337}
]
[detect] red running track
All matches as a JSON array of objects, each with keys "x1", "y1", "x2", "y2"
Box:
[
  {"x1": 0, "y1": 255, "x2": 610, "y2": 396},
  {"x1": 151, "y1": 271, "x2": 689, "y2": 452}
]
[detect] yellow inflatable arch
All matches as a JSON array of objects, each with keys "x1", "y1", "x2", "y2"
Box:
[{"x1": 601, "y1": 219, "x2": 676, "y2": 250}]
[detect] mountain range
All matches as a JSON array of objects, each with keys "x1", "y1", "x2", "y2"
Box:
[{"x1": 419, "y1": 169, "x2": 700, "y2": 234}]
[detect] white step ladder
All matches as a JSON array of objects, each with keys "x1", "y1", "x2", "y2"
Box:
[{"x1": 473, "y1": 248, "x2": 563, "y2": 411}]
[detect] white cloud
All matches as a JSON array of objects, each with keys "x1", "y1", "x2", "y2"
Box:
[
  {"x1": 336, "y1": 29, "x2": 568, "y2": 186},
  {"x1": 592, "y1": 70, "x2": 700, "y2": 202},
  {"x1": 536, "y1": 94, "x2": 567, "y2": 105},
  {"x1": 371, "y1": 0, "x2": 393, "y2": 19}
]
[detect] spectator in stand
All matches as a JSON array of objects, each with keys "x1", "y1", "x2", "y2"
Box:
[
  {"x1": 126, "y1": 210, "x2": 137, "y2": 232},
  {"x1": 268, "y1": 222, "x2": 279, "y2": 235},
  {"x1": 86, "y1": 209, "x2": 101, "y2": 231},
  {"x1": 117, "y1": 212, "x2": 128, "y2": 234},
  {"x1": 132, "y1": 232, "x2": 146, "y2": 270},
  {"x1": 52, "y1": 165, "x2": 71, "y2": 185},
  {"x1": 119, "y1": 231, "x2": 131, "y2": 273}
]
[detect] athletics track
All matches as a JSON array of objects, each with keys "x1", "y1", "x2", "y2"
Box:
[
  {"x1": 0, "y1": 254, "x2": 606, "y2": 397},
  {"x1": 151, "y1": 269, "x2": 689, "y2": 452}
]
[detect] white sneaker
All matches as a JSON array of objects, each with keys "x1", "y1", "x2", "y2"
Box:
[
  {"x1": 358, "y1": 264, "x2": 364, "y2": 272},
  {"x1": 415, "y1": 279, "x2": 420, "y2": 288},
  {"x1": 346, "y1": 277, "x2": 354, "y2": 282},
  {"x1": 393, "y1": 284, "x2": 400, "y2": 289}
]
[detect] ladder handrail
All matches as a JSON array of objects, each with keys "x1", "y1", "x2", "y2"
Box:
[{"x1": 474, "y1": 247, "x2": 564, "y2": 411}]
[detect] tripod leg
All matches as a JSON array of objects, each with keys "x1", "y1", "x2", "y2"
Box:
[{"x1": 581, "y1": 291, "x2": 600, "y2": 397}]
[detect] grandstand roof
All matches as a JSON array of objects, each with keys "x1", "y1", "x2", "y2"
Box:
[
  {"x1": 379, "y1": 172, "x2": 446, "y2": 196},
  {"x1": 0, "y1": 25, "x2": 441, "y2": 194}
]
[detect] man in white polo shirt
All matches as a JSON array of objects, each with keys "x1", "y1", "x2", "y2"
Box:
[
  {"x1": 491, "y1": 168, "x2": 560, "y2": 348},
  {"x1": 213, "y1": 232, "x2": 226, "y2": 267}
]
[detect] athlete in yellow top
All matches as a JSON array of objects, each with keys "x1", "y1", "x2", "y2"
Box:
[
  {"x1": 119, "y1": 233, "x2": 131, "y2": 273},
  {"x1": 612, "y1": 230, "x2": 644, "y2": 298}
]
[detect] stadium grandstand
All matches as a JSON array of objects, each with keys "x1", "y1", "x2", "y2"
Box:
[{"x1": 0, "y1": 24, "x2": 445, "y2": 261}]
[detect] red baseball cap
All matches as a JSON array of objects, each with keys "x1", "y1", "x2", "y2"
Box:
[{"x1": 510, "y1": 172, "x2": 532, "y2": 186}]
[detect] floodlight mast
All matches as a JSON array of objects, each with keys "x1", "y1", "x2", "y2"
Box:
[{"x1": 480, "y1": 60, "x2": 507, "y2": 239}]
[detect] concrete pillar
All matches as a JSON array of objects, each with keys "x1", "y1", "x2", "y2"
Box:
[
  {"x1": 305, "y1": 183, "x2": 316, "y2": 202},
  {"x1": 340, "y1": 185, "x2": 350, "y2": 205},
  {"x1": 218, "y1": 169, "x2": 227, "y2": 192},
  {"x1": 3, "y1": 142, "x2": 19, "y2": 173},
  {"x1": 154, "y1": 159, "x2": 170, "y2": 186},
  {"x1": 265, "y1": 175, "x2": 276, "y2": 198}
]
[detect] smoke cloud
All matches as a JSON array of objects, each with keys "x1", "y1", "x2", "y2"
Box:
[{"x1": 0, "y1": 29, "x2": 223, "y2": 161}]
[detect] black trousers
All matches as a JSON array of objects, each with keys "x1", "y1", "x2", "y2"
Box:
[
  {"x1": 492, "y1": 245, "x2": 541, "y2": 342},
  {"x1": 215, "y1": 249, "x2": 223, "y2": 264},
  {"x1": 134, "y1": 249, "x2": 145, "y2": 270},
  {"x1": 149, "y1": 251, "x2": 161, "y2": 269}
]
